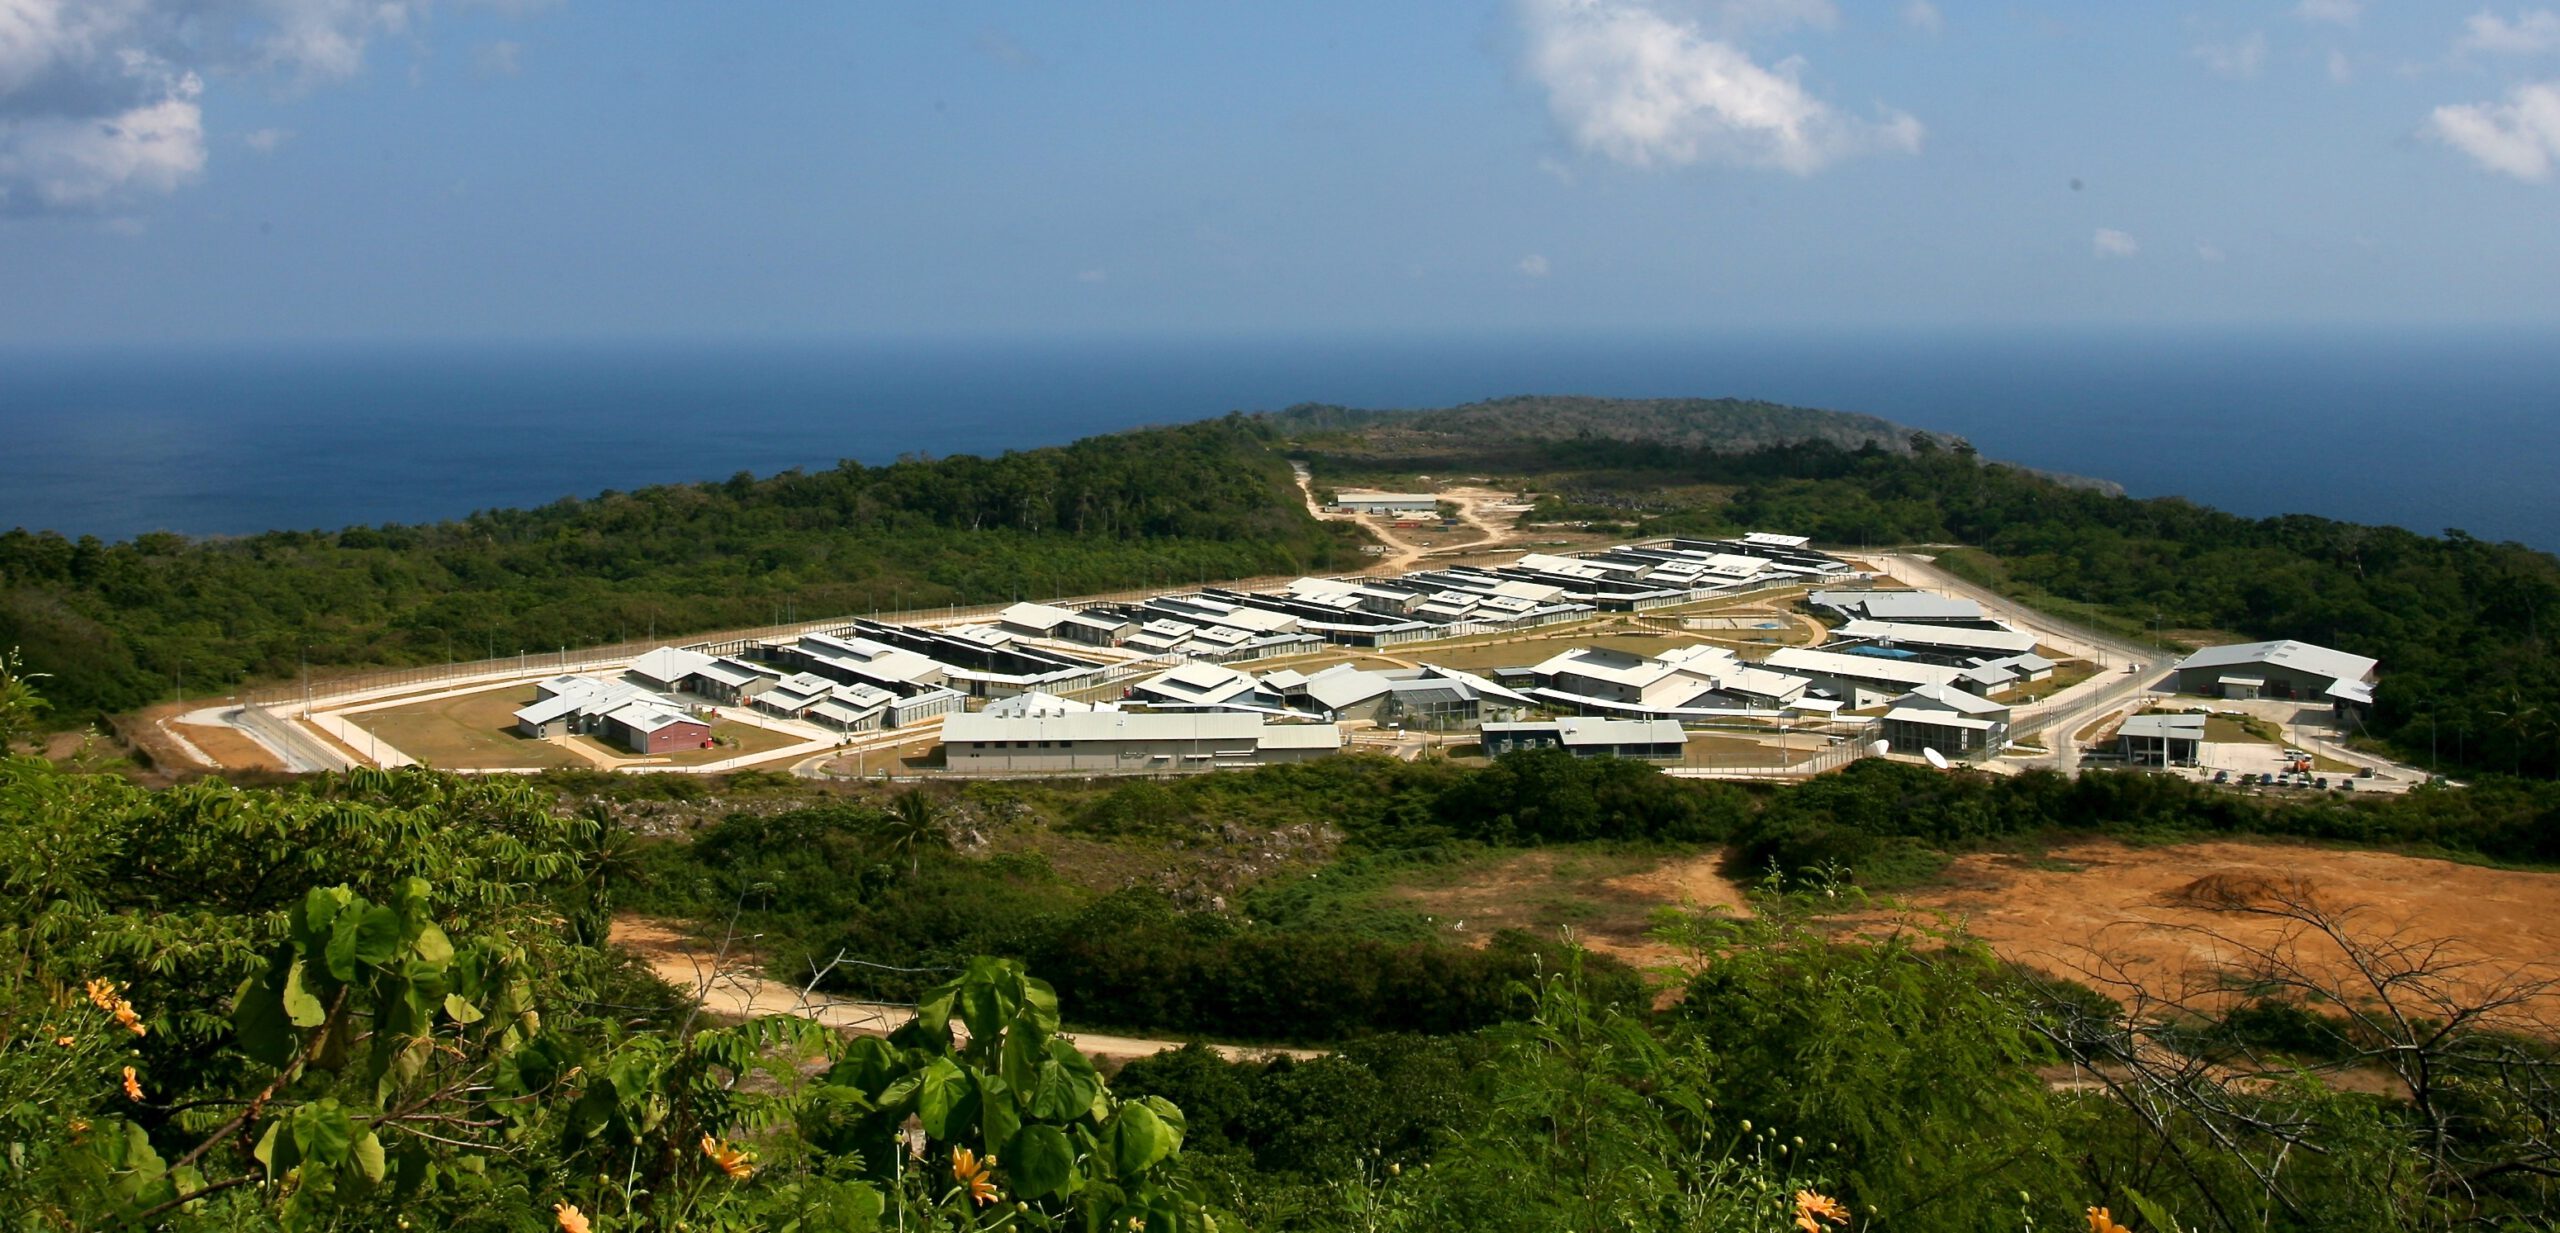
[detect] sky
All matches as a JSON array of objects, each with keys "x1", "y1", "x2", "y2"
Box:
[{"x1": 5, "y1": 1, "x2": 2560, "y2": 343}]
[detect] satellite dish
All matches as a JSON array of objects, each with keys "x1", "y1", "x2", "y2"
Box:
[
  {"x1": 1923, "y1": 747, "x2": 1951, "y2": 771},
  {"x1": 1871, "y1": 739, "x2": 1891, "y2": 757}
]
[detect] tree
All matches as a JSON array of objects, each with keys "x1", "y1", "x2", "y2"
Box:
[{"x1": 876, "y1": 789, "x2": 953, "y2": 875}]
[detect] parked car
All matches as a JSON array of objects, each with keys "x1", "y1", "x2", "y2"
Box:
[
  {"x1": 2212, "y1": 769, "x2": 2230, "y2": 783},
  {"x1": 2315, "y1": 776, "x2": 2330, "y2": 790},
  {"x1": 2339, "y1": 779, "x2": 2355, "y2": 792}
]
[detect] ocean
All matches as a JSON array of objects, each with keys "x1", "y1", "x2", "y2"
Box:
[{"x1": 2, "y1": 329, "x2": 2554, "y2": 551}]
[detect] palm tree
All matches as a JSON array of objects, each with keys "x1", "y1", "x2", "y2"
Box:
[{"x1": 876, "y1": 789, "x2": 952, "y2": 874}]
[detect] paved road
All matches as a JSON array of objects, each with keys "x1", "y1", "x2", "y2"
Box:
[{"x1": 1864, "y1": 551, "x2": 2164, "y2": 771}]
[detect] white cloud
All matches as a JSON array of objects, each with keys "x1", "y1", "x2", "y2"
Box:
[
  {"x1": 242, "y1": 126, "x2": 291, "y2": 152},
  {"x1": 2430, "y1": 80, "x2": 2560, "y2": 180},
  {"x1": 2456, "y1": 9, "x2": 2560, "y2": 56},
  {"x1": 1535, "y1": 153, "x2": 1577, "y2": 184},
  {"x1": 473, "y1": 39, "x2": 523, "y2": 78},
  {"x1": 1517, "y1": 0, "x2": 1923, "y2": 175},
  {"x1": 2191, "y1": 32, "x2": 2269, "y2": 80},
  {"x1": 2092, "y1": 228, "x2": 2140, "y2": 258},
  {"x1": 2294, "y1": 0, "x2": 2362, "y2": 28},
  {"x1": 2328, "y1": 48, "x2": 2355, "y2": 84},
  {"x1": 0, "y1": 69, "x2": 204, "y2": 211},
  {"x1": 0, "y1": 1, "x2": 498, "y2": 213},
  {"x1": 1075, "y1": 267, "x2": 1108, "y2": 284},
  {"x1": 1517, "y1": 253, "x2": 1552, "y2": 277},
  {"x1": 1901, "y1": 1, "x2": 1943, "y2": 35},
  {"x1": 2195, "y1": 242, "x2": 2227, "y2": 263}
]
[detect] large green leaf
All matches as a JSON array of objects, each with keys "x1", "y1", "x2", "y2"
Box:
[
  {"x1": 915, "y1": 1057, "x2": 973, "y2": 1140},
  {"x1": 1110, "y1": 1102, "x2": 1174, "y2": 1177},
  {"x1": 1005, "y1": 1123, "x2": 1077, "y2": 1200},
  {"x1": 232, "y1": 962, "x2": 296, "y2": 1066},
  {"x1": 348, "y1": 1130, "x2": 387, "y2": 1185},
  {"x1": 979, "y1": 1073, "x2": 1020, "y2": 1157},
  {"x1": 351, "y1": 905, "x2": 403, "y2": 966},
  {"x1": 282, "y1": 960, "x2": 328, "y2": 1028},
  {"x1": 292, "y1": 1101, "x2": 354, "y2": 1167},
  {"x1": 410, "y1": 922, "x2": 454, "y2": 966}
]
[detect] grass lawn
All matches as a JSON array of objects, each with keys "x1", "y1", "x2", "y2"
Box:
[
  {"x1": 355, "y1": 686, "x2": 801, "y2": 771},
  {"x1": 564, "y1": 718, "x2": 803, "y2": 767},
  {"x1": 356, "y1": 687, "x2": 589, "y2": 770},
  {"x1": 1677, "y1": 733, "x2": 1817, "y2": 769}
]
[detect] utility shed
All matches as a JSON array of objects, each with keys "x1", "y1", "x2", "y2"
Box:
[
  {"x1": 2118, "y1": 713, "x2": 2208, "y2": 767},
  {"x1": 599, "y1": 704, "x2": 711, "y2": 755}
]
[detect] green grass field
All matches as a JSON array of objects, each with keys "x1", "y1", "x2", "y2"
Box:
[{"x1": 354, "y1": 685, "x2": 803, "y2": 770}]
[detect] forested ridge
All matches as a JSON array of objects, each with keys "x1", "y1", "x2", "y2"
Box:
[{"x1": 0, "y1": 416, "x2": 1355, "y2": 723}]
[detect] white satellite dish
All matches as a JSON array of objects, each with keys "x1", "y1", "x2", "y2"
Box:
[
  {"x1": 1923, "y1": 747, "x2": 1951, "y2": 771},
  {"x1": 1871, "y1": 739, "x2": 1891, "y2": 757}
]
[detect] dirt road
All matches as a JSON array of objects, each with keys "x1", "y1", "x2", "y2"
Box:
[{"x1": 610, "y1": 917, "x2": 1317, "y2": 1063}]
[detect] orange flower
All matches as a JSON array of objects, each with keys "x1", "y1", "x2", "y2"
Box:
[
  {"x1": 700, "y1": 1134, "x2": 755, "y2": 1180},
  {"x1": 54, "y1": 1035, "x2": 75, "y2": 1047},
  {"x1": 1794, "y1": 1189, "x2": 1850, "y2": 1232},
  {"x1": 120, "y1": 1066, "x2": 144, "y2": 1103},
  {"x1": 951, "y1": 1145, "x2": 1001, "y2": 1205},
  {"x1": 84, "y1": 978, "x2": 145, "y2": 1036},
  {"x1": 2088, "y1": 1208, "x2": 2133, "y2": 1233},
  {"x1": 554, "y1": 1202, "x2": 591, "y2": 1233}
]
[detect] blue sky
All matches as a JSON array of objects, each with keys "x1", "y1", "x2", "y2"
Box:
[{"x1": 5, "y1": 1, "x2": 2559, "y2": 343}]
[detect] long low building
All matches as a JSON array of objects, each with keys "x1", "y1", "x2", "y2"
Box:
[
  {"x1": 940, "y1": 711, "x2": 1341, "y2": 774},
  {"x1": 1480, "y1": 717, "x2": 1687, "y2": 761},
  {"x1": 1761, "y1": 647, "x2": 1973, "y2": 709},
  {"x1": 1833, "y1": 618, "x2": 2039, "y2": 660}
]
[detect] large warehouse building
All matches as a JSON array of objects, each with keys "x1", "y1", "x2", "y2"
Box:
[{"x1": 2170, "y1": 640, "x2": 2379, "y2": 712}]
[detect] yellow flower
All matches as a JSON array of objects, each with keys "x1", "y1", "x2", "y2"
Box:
[
  {"x1": 700, "y1": 1134, "x2": 755, "y2": 1180},
  {"x1": 554, "y1": 1202, "x2": 591, "y2": 1233},
  {"x1": 121, "y1": 1066, "x2": 144, "y2": 1103},
  {"x1": 2088, "y1": 1208, "x2": 2133, "y2": 1233},
  {"x1": 54, "y1": 1035, "x2": 75, "y2": 1047},
  {"x1": 1794, "y1": 1189, "x2": 1850, "y2": 1232},
  {"x1": 951, "y1": 1145, "x2": 1002, "y2": 1206}
]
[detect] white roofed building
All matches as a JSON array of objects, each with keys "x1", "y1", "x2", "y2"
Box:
[
  {"x1": 2171, "y1": 640, "x2": 2379, "y2": 713},
  {"x1": 941, "y1": 711, "x2": 1341, "y2": 773}
]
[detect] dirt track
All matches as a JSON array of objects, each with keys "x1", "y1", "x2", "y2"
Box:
[{"x1": 610, "y1": 916, "x2": 1316, "y2": 1062}]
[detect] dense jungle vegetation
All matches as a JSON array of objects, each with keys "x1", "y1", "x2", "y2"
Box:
[
  {"x1": 9, "y1": 655, "x2": 2559, "y2": 1231},
  {"x1": 1291, "y1": 427, "x2": 2560, "y2": 780},
  {"x1": 0, "y1": 416, "x2": 1356, "y2": 723}
]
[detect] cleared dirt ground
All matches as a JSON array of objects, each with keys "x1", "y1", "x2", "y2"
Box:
[
  {"x1": 1876, "y1": 839, "x2": 2560, "y2": 1013},
  {"x1": 1398, "y1": 841, "x2": 2560, "y2": 1012}
]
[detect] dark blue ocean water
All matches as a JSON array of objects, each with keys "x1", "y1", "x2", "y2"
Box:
[{"x1": 2, "y1": 330, "x2": 2554, "y2": 550}]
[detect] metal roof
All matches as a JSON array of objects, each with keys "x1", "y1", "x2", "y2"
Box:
[
  {"x1": 628, "y1": 647, "x2": 715, "y2": 686},
  {"x1": 2119, "y1": 713, "x2": 2209, "y2": 739},
  {"x1": 1881, "y1": 707, "x2": 1998, "y2": 731},
  {"x1": 1837, "y1": 619, "x2": 2037, "y2": 655},
  {"x1": 944, "y1": 710, "x2": 1268, "y2": 744},
  {"x1": 2174, "y1": 640, "x2": 2379, "y2": 686}
]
